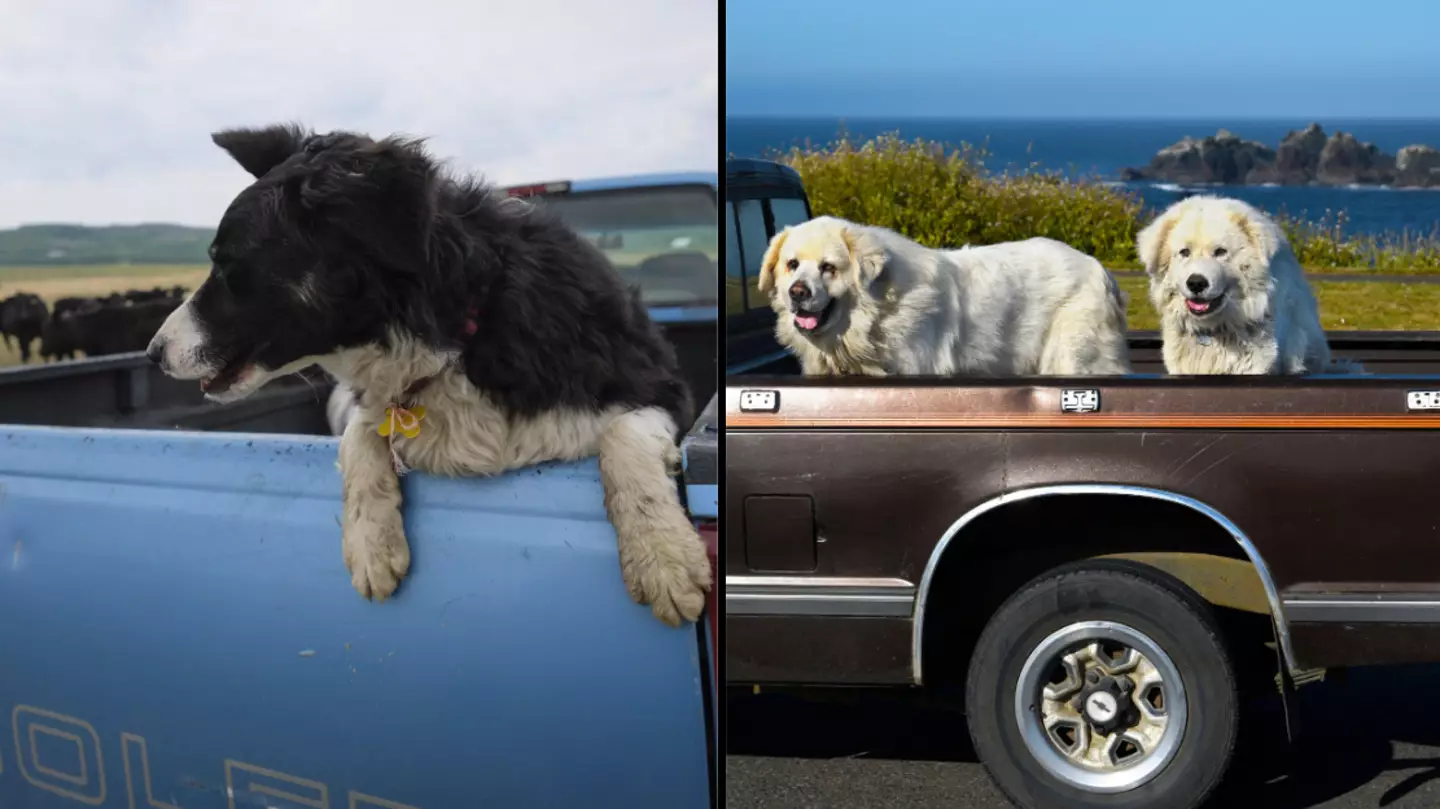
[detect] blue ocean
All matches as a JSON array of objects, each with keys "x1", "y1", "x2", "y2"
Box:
[{"x1": 725, "y1": 117, "x2": 1440, "y2": 238}]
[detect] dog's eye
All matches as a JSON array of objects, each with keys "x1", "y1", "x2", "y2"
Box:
[
  {"x1": 819, "y1": 262, "x2": 835, "y2": 274},
  {"x1": 785, "y1": 259, "x2": 799, "y2": 271},
  {"x1": 1178, "y1": 247, "x2": 1191, "y2": 258},
  {"x1": 1213, "y1": 247, "x2": 1228, "y2": 258}
]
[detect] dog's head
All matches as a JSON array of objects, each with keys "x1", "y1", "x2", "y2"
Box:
[
  {"x1": 756, "y1": 216, "x2": 885, "y2": 340},
  {"x1": 148, "y1": 124, "x2": 453, "y2": 402},
  {"x1": 1136, "y1": 195, "x2": 1282, "y2": 333}
]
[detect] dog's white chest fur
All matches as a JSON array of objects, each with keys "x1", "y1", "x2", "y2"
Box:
[
  {"x1": 383, "y1": 378, "x2": 612, "y2": 477},
  {"x1": 1163, "y1": 326, "x2": 1280, "y2": 375},
  {"x1": 323, "y1": 335, "x2": 612, "y2": 477}
]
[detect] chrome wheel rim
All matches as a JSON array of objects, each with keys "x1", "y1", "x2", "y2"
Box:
[{"x1": 1014, "y1": 620, "x2": 1187, "y2": 793}]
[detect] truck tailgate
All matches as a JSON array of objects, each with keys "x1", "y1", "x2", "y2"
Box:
[{"x1": 0, "y1": 426, "x2": 710, "y2": 808}]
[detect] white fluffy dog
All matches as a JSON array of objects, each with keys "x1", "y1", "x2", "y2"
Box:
[
  {"x1": 757, "y1": 216, "x2": 1131, "y2": 376},
  {"x1": 1136, "y1": 195, "x2": 1357, "y2": 375}
]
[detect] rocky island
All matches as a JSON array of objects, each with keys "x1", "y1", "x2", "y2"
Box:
[{"x1": 1120, "y1": 123, "x2": 1440, "y2": 187}]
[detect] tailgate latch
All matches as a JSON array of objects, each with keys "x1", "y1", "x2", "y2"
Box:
[
  {"x1": 1407, "y1": 391, "x2": 1440, "y2": 411},
  {"x1": 1061, "y1": 389, "x2": 1101, "y2": 413},
  {"x1": 739, "y1": 390, "x2": 780, "y2": 413}
]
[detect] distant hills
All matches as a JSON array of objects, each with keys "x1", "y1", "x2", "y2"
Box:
[{"x1": 0, "y1": 224, "x2": 214, "y2": 266}]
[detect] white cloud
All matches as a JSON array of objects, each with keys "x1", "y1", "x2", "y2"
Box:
[{"x1": 0, "y1": 0, "x2": 718, "y2": 228}]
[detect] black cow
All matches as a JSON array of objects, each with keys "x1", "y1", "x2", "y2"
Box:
[
  {"x1": 39, "y1": 297, "x2": 102, "y2": 362},
  {"x1": 124, "y1": 288, "x2": 163, "y2": 305},
  {"x1": 33, "y1": 291, "x2": 188, "y2": 363},
  {"x1": 0, "y1": 293, "x2": 49, "y2": 363},
  {"x1": 50, "y1": 297, "x2": 90, "y2": 320},
  {"x1": 62, "y1": 297, "x2": 182, "y2": 359}
]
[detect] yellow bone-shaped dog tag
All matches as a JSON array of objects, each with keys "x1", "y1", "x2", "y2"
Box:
[{"x1": 378, "y1": 405, "x2": 426, "y2": 439}]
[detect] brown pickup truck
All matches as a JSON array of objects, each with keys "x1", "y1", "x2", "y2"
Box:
[{"x1": 723, "y1": 338, "x2": 1440, "y2": 809}]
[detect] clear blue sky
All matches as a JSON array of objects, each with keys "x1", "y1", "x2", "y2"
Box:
[{"x1": 726, "y1": 0, "x2": 1440, "y2": 118}]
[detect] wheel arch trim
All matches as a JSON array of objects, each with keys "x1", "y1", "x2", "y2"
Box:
[{"x1": 910, "y1": 484, "x2": 1294, "y2": 684}]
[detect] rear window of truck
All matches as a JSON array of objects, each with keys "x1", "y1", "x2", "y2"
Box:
[{"x1": 525, "y1": 185, "x2": 718, "y2": 308}]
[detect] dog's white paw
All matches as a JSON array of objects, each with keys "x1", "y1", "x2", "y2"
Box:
[
  {"x1": 619, "y1": 523, "x2": 713, "y2": 627},
  {"x1": 342, "y1": 512, "x2": 411, "y2": 602}
]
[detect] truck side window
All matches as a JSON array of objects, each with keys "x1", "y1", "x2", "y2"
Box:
[
  {"x1": 768, "y1": 197, "x2": 811, "y2": 231},
  {"x1": 725, "y1": 202, "x2": 746, "y2": 314},
  {"x1": 735, "y1": 199, "x2": 770, "y2": 312}
]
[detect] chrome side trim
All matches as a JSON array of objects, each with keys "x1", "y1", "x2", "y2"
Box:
[
  {"x1": 726, "y1": 575, "x2": 916, "y2": 617},
  {"x1": 911, "y1": 485, "x2": 1295, "y2": 685},
  {"x1": 1283, "y1": 595, "x2": 1440, "y2": 624}
]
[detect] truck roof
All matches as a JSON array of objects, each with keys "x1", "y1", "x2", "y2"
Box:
[
  {"x1": 505, "y1": 171, "x2": 717, "y2": 195},
  {"x1": 725, "y1": 157, "x2": 802, "y2": 184}
]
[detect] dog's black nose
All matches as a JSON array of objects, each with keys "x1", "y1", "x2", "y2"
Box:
[
  {"x1": 145, "y1": 339, "x2": 164, "y2": 365},
  {"x1": 1185, "y1": 274, "x2": 1209, "y2": 294},
  {"x1": 789, "y1": 282, "x2": 811, "y2": 302}
]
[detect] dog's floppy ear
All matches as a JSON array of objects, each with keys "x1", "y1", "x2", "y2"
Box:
[
  {"x1": 841, "y1": 226, "x2": 887, "y2": 286},
  {"x1": 212, "y1": 123, "x2": 311, "y2": 178},
  {"x1": 757, "y1": 228, "x2": 791, "y2": 294},
  {"x1": 1231, "y1": 206, "x2": 1285, "y2": 263},
  {"x1": 1135, "y1": 205, "x2": 1181, "y2": 276}
]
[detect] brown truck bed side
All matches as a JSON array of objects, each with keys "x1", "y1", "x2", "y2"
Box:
[{"x1": 724, "y1": 375, "x2": 1440, "y2": 686}]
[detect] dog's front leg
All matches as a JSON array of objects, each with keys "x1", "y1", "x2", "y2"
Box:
[
  {"x1": 599, "y1": 407, "x2": 713, "y2": 627},
  {"x1": 338, "y1": 414, "x2": 411, "y2": 600}
]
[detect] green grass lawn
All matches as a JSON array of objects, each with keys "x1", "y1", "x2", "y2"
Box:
[
  {"x1": 1116, "y1": 276, "x2": 1440, "y2": 331},
  {"x1": 733, "y1": 270, "x2": 1440, "y2": 332},
  {"x1": 1109, "y1": 263, "x2": 1440, "y2": 277}
]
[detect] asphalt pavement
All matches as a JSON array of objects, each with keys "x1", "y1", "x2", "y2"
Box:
[{"x1": 726, "y1": 664, "x2": 1440, "y2": 809}]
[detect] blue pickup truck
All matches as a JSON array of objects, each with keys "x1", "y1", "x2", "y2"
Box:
[{"x1": 0, "y1": 172, "x2": 719, "y2": 809}]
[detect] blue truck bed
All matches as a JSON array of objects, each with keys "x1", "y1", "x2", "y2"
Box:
[{"x1": 0, "y1": 425, "x2": 712, "y2": 808}]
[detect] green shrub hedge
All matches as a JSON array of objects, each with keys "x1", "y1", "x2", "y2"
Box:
[{"x1": 773, "y1": 133, "x2": 1440, "y2": 274}]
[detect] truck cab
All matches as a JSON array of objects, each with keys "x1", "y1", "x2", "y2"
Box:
[
  {"x1": 505, "y1": 172, "x2": 719, "y2": 408},
  {"x1": 723, "y1": 158, "x2": 811, "y2": 377}
]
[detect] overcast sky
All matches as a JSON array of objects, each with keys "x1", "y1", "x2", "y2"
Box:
[{"x1": 0, "y1": 0, "x2": 717, "y2": 229}]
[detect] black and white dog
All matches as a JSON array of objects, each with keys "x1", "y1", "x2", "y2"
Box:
[{"x1": 147, "y1": 124, "x2": 711, "y2": 626}]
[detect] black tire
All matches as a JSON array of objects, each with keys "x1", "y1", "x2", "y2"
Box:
[{"x1": 965, "y1": 560, "x2": 1238, "y2": 809}]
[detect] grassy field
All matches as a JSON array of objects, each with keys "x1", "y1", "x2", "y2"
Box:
[
  {"x1": 0, "y1": 264, "x2": 209, "y2": 367},
  {"x1": 734, "y1": 271, "x2": 1440, "y2": 333},
  {"x1": 732, "y1": 262, "x2": 1440, "y2": 331},
  {"x1": 1116, "y1": 277, "x2": 1440, "y2": 331},
  {"x1": 3, "y1": 262, "x2": 1437, "y2": 369},
  {"x1": 0, "y1": 263, "x2": 208, "y2": 296}
]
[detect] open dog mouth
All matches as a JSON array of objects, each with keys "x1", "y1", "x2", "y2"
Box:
[
  {"x1": 1185, "y1": 292, "x2": 1227, "y2": 317},
  {"x1": 794, "y1": 300, "x2": 836, "y2": 333},
  {"x1": 199, "y1": 345, "x2": 261, "y2": 395}
]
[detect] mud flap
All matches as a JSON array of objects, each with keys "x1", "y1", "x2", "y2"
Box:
[{"x1": 1274, "y1": 631, "x2": 1300, "y2": 743}]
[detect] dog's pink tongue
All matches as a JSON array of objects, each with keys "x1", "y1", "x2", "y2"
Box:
[
  {"x1": 796, "y1": 314, "x2": 819, "y2": 330},
  {"x1": 1186, "y1": 299, "x2": 1211, "y2": 313}
]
